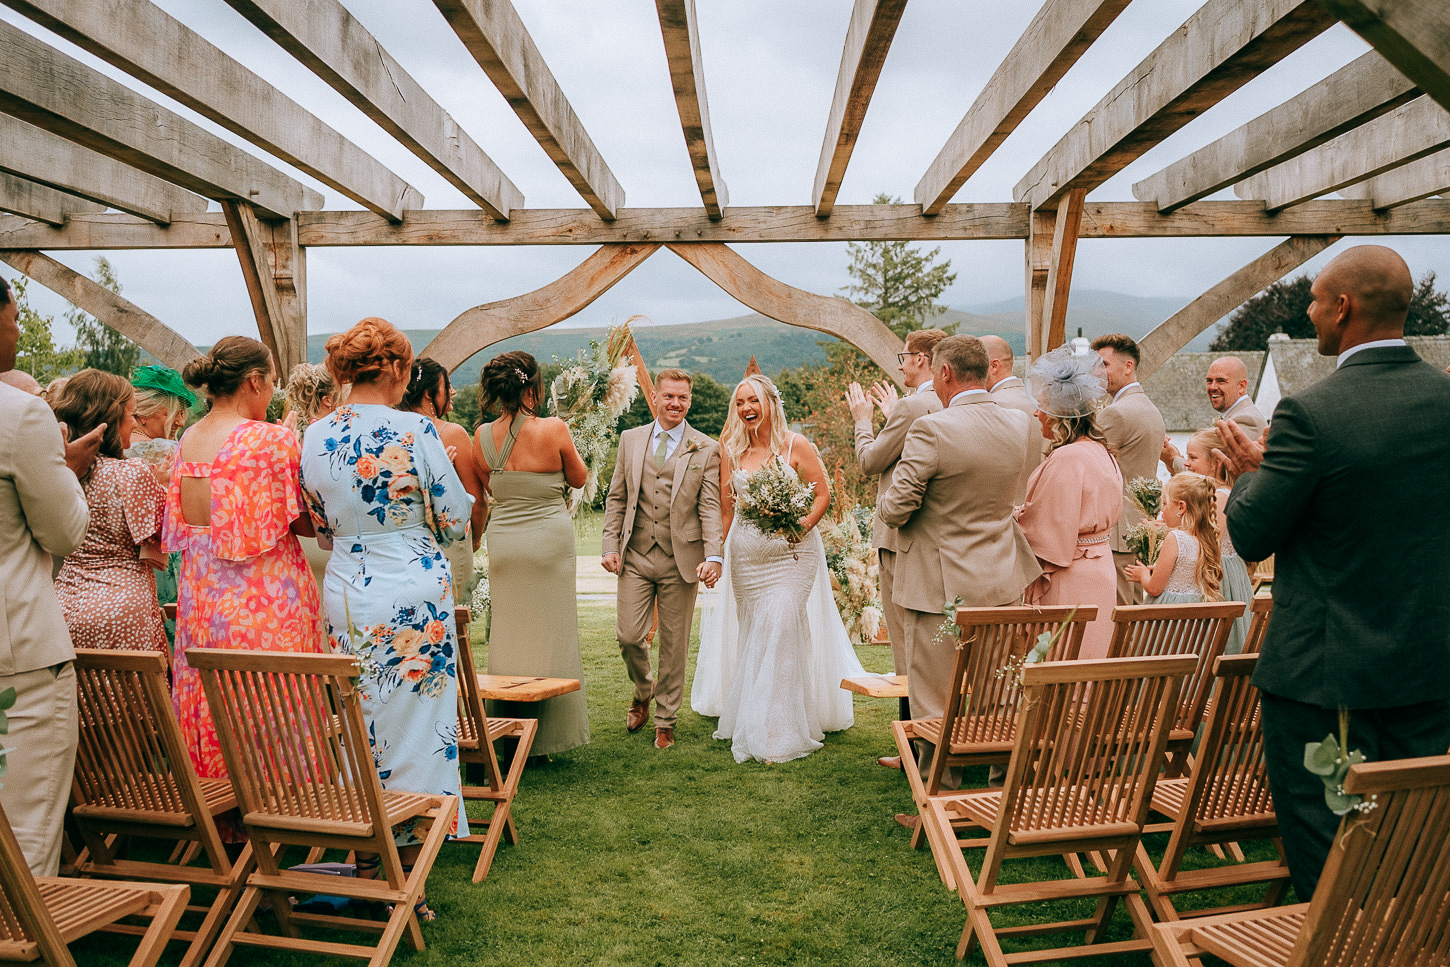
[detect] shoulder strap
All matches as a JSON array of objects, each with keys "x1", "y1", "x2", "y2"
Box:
[
  {"x1": 481, "y1": 412, "x2": 529, "y2": 471},
  {"x1": 784, "y1": 433, "x2": 795, "y2": 464}
]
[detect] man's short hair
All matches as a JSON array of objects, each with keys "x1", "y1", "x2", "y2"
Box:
[
  {"x1": 1090, "y1": 333, "x2": 1140, "y2": 367},
  {"x1": 0, "y1": 274, "x2": 10, "y2": 308},
  {"x1": 905, "y1": 328, "x2": 948, "y2": 356},
  {"x1": 654, "y1": 368, "x2": 692, "y2": 388},
  {"x1": 933, "y1": 334, "x2": 988, "y2": 383}
]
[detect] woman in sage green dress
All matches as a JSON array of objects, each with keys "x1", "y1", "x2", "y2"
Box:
[{"x1": 473, "y1": 351, "x2": 590, "y2": 757}]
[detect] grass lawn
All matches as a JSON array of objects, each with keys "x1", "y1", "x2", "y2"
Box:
[{"x1": 76, "y1": 604, "x2": 1270, "y2": 966}]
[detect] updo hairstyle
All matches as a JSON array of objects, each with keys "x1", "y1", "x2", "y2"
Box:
[
  {"x1": 286, "y1": 362, "x2": 344, "y2": 432},
  {"x1": 324, "y1": 317, "x2": 412, "y2": 386},
  {"x1": 400, "y1": 357, "x2": 450, "y2": 413},
  {"x1": 182, "y1": 335, "x2": 272, "y2": 400},
  {"x1": 50, "y1": 368, "x2": 133, "y2": 460},
  {"x1": 479, "y1": 351, "x2": 543, "y2": 416}
]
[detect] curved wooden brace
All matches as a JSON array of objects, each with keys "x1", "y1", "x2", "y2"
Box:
[
  {"x1": 665, "y1": 242, "x2": 905, "y2": 383},
  {"x1": 421, "y1": 243, "x2": 661, "y2": 371},
  {"x1": 0, "y1": 248, "x2": 200, "y2": 369}
]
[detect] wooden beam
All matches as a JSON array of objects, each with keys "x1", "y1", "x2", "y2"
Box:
[
  {"x1": 1025, "y1": 210, "x2": 1052, "y2": 359},
  {"x1": 1014, "y1": 0, "x2": 1336, "y2": 210},
  {"x1": 1136, "y1": 234, "x2": 1340, "y2": 378},
  {"x1": 657, "y1": 0, "x2": 729, "y2": 218},
  {"x1": 1235, "y1": 95, "x2": 1450, "y2": 210},
  {"x1": 222, "y1": 0, "x2": 521, "y2": 220},
  {"x1": 431, "y1": 0, "x2": 625, "y2": 220},
  {"x1": 1318, "y1": 0, "x2": 1450, "y2": 113},
  {"x1": 0, "y1": 114, "x2": 208, "y2": 225},
  {"x1": 1039, "y1": 188, "x2": 1087, "y2": 354},
  {"x1": 1133, "y1": 51, "x2": 1419, "y2": 212},
  {"x1": 0, "y1": 22, "x2": 321, "y2": 220},
  {"x1": 915, "y1": 0, "x2": 1131, "y2": 216},
  {"x1": 812, "y1": 0, "x2": 908, "y2": 217},
  {"x1": 1075, "y1": 198, "x2": 1450, "y2": 237},
  {"x1": 626, "y1": 334, "x2": 657, "y2": 419},
  {"x1": 4, "y1": 0, "x2": 423, "y2": 222},
  {"x1": 422, "y1": 243, "x2": 659, "y2": 371},
  {"x1": 666, "y1": 242, "x2": 905, "y2": 381},
  {"x1": 1341, "y1": 145, "x2": 1450, "y2": 208},
  {"x1": 221, "y1": 202, "x2": 306, "y2": 372},
  {"x1": 0, "y1": 173, "x2": 104, "y2": 226},
  {"x1": 0, "y1": 249, "x2": 200, "y2": 369}
]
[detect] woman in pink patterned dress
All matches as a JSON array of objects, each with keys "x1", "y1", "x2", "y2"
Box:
[{"x1": 165, "y1": 336, "x2": 325, "y2": 781}]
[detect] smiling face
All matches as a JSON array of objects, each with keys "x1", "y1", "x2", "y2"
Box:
[
  {"x1": 733, "y1": 382, "x2": 769, "y2": 438},
  {"x1": 117, "y1": 391, "x2": 137, "y2": 445},
  {"x1": 1183, "y1": 440, "x2": 1213, "y2": 475},
  {"x1": 1204, "y1": 359, "x2": 1246, "y2": 413},
  {"x1": 1096, "y1": 348, "x2": 1133, "y2": 395},
  {"x1": 654, "y1": 376, "x2": 692, "y2": 431}
]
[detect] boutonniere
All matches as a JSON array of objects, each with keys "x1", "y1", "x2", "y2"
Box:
[{"x1": 682, "y1": 439, "x2": 705, "y2": 456}]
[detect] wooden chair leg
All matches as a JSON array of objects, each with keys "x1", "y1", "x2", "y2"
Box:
[{"x1": 127, "y1": 885, "x2": 191, "y2": 967}]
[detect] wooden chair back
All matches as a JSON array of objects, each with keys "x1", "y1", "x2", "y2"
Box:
[
  {"x1": 454, "y1": 607, "x2": 501, "y2": 785},
  {"x1": 1181, "y1": 654, "x2": 1273, "y2": 829},
  {"x1": 1240, "y1": 592, "x2": 1272, "y2": 654},
  {"x1": 0, "y1": 802, "x2": 72, "y2": 964}
]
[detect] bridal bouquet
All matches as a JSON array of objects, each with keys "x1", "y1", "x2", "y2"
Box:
[
  {"x1": 736, "y1": 461, "x2": 814, "y2": 545},
  {"x1": 550, "y1": 318, "x2": 641, "y2": 514}
]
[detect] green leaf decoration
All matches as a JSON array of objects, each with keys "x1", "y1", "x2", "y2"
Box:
[
  {"x1": 1304, "y1": 735, "x2": 1341, "y2": 776},
  {"x1": 1324, "y1": 786, "x2": 1359, "y2": 816},
  {"x1": 0, "y1": 687, "x2": 16, "y2": 714}
]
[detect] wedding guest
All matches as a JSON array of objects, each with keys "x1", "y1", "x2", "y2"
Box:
[
  {"x1": 52, "y1": 370, "x2": 169, "y2": 654},
  {"x1": 168, "y1": 337, "x2": 326, "y2": 789},
  {"x1": 982, "y1": 335, "x2": 1043, "y2": 503},
  {"x1": 39, "y1": 376, "x2": 68, "y2": 406},
  {"x1": 285, "y1": 362, "x2": 346, "y2": 589},
  {"x1": 1162, "y1": 355, "x2": 1267, "y2": 473},
  {"x1": 1123, "y1": 472, "x2": 1223, "y2": 604},
  {"x1": 1183, "y1": 428, "x2": 1253, "y2": 654},
  {"x1": 1015, "y1": 347, "x2": 1122, "y2": 660},
  {"x1": 400, "y1": 357, "x2": 486, "y2": 597},
  {"x1": 474, "y1": 351, "x2": 590, "y2": 759},
  {"x1": 0, "y1": 369, "x2": 40, "y2": 395},
  {"x1": 301, "y1": 318, "x2": 473, "y2": 912}
]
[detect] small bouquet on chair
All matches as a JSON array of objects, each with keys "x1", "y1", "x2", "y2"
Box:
[{"x1": 736, "y1": 461, "x2": 814, "y2": 555}]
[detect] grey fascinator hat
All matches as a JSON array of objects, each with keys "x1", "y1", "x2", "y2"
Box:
[{"x1": 1028, "y1": 345, "x2": 1107, "y2": 418}]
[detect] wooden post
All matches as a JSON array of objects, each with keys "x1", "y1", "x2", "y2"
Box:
[
  {"x1": 1040, "y1": 187, "x2": 1087, "y2": 353},
  {"x1": 222, "y1": 201, "x2": 307, "y2": 373},
  {"x1": 627, "y1": 334, "x2": 657, "y2": 420}
]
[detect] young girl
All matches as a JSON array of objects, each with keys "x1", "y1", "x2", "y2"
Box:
[
  {"x1": 1123, "y1": 472, "x2": 1224, "y2": 604},
  {"x1": 1185, "y1": 428, "x2": 1254, "y2": 652}
]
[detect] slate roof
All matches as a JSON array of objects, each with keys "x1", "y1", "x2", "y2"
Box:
[
  {"x1": 1266, "y1": 334, "x2": 1450, "y2": 398},
  {"x1": 1140, "y1": 352, "x2": 1266, "y2": 432}
]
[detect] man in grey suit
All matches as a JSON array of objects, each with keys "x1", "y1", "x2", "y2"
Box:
[
  {"x1": 1092, "y1": 334, "x2": 1166, "y2": 605},
  {"x1": 1218, "y1": 245, "x2": 1450, "y2": 901},
  {"x1": 982, "y1": 335, "x2": 1043, "y2": 503},
  {"x1": 1161, "y1": 355, "x2": 1267, "y2": 473}
]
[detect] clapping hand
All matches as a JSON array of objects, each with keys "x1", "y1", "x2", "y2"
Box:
[
  {"x1": 844, "y1": 382, "x2": 874, "y2": 423},
  {"x1": 1213, "y1": 419, "x2": 1265, "y2": 477},
  {"x1": 869, "y1": 380, "x2": 899, "y2": 417},
  {"x1": 1159, "y1": 434, "x2": 1181, "y2": 472}
]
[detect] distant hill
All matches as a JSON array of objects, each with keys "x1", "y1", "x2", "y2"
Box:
[{"x1": 960, "y1": 289, "x2": 1209, "y2": 350}]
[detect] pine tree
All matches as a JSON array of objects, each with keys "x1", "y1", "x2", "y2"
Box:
[{"x1": 841, "y1": 194, "x2": 957, "y2": 339}]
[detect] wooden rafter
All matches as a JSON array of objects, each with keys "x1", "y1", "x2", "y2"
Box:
[
  {"x1": 1133, "y1": 51, "x2": 1419, "y2": 212},
  {"x1": 433, "y1": 0, "x2": 625, "y2": 220},
  {"x1": 1014, "y1": 0, "x2": 1337, "y2": 210},
  {"x1": 1341, "y1": 146, "x2": 1450, "y2": 209},
  {"x1": 0, "y1": 21, "x2": 321, "y2": 219},
  {"x1": 0, "y1": 249, "x2": 200, "y2": 369},
  {"x1": 221, "y1": 202, "x2": 307, "y2": 372},
  {"x1": 812, "y1": 0, "x2": 908, "y2": 217},
  {"x1": 1319, "y1": 0, "x2": 1450, "y2": 113},
  {"x1": 1136, "y1": 234, "x2": 1340, "y2": 378},
  {"x1": 915, "y1": 0, "x2": 1131, "y2": 216},
  {"x1": 1038, "y1": 188, "x2": 1087, "y2": 355},
  {"x1": 223, "y1": 0, "x2": 521, "y2": 221},
  {"x1": 1235, "y1": 95, "x2": 1450, "y2": 210},
  {"x1": 5, "y1": 0, "x2": 423, "y2": 222},
  {"x1": 657, "y1": 0, "x2": 729, "y2": 218},
  {"x1": 0, "y1": 172, "x2": 103, "y2": 227}
]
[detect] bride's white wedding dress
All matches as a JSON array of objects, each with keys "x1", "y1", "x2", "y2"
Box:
[{"x1": 691, "y1": 449, "x2": 866, "y2": 764}]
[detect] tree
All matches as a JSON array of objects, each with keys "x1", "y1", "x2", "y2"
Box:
[
  {"x1": 1210, "y1": 270, "x2": 1450, "y2": 351},
  {"x1": 70, "y1": 257, "x2": 142, "y2": 377},
  {"x1": 8, "y1": 276, "x2": 82, "y2": 383},
  {"x1": 775, "y1": 351, "x2": 887, "y2": 511},
  {"x1": 841, "y1": 193, "x2": 957, "y2": 338}
]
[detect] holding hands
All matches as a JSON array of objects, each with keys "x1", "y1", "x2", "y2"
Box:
[{"x1": 697, "y1": 560, "x2": 721, "y2": 588}]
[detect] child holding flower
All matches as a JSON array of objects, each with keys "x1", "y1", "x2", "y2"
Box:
[{"x1": 1122, "y1": 472, "x2": 1224, "y2": 604}]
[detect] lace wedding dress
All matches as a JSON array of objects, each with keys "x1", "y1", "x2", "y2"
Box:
[{"x1": 691, "y1": 452, "x2": 866, "y2": 764}]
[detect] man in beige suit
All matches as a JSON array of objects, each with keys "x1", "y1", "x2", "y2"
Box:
[
  {"x1": 845, "y1": 327, "x2": 945, "y2": 724},
  {"x1": 879, "y1": 336, "x2": 1042, "y2": 804},
  {"x1": 982, "y1": 335, "x2": 1044, "y2": 503},
  {"x1": 1161, "y1": 355, "x2": 1268, "y2": 473},
  {"x1": 1092, "y1": 334, "x2": 1167, "y2": 605},
  {"x1": 602, "y1": 369, "x2": 723, "y2": 750},
  {"x1": 0, "y1": 274, "x2": 95, "y2": 876}
]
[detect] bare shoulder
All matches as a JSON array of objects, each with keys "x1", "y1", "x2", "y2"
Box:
[{"x1": 436, "y1": 420, "x2": 471, "y2": 447}]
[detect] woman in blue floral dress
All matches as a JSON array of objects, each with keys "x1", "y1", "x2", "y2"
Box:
[{"x1": 299, "y1": 318, "x2": 473, "y2": 901}]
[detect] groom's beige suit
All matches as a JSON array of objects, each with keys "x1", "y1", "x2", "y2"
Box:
[{"x1": 602, "y1": 421, "x2": 723, "y2": 731}]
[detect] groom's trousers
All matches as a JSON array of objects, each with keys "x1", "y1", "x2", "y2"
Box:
[{"x1": 617, "y1": 544, "x2": 699, "y2": 731}]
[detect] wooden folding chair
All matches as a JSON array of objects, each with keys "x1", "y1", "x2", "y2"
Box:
[
  {"x1": 1152, "y1": 753, "x2": 1450, "y2": 966},
  {"x1": 1240, "y1": 592, "x2": 1272, "y2": 654},
  {"x1": 893, "y1": 606, "x2": 1093, "y2": 856},
  {"x1": 1133, "y1": 654, "x2": 1290, "y2": 921},
  {"x1": 69, "y1": 649, "x2": 251, "y2": 967},
  {"x1": 0, "y1": 799, "x2": 188, "y2": 967},
  {"x1": 1105, "y1": 601, "x2": 1243, "y2": 777},
  {"x1": 923, "y1": 654, "x2": 1195, "y2": 964},
  {"x1": 187, "y1": 649, "x2": 458, "y2": 967},
  {"x1": 452, "y1": 607, "x2": 536, "y2": 882}
]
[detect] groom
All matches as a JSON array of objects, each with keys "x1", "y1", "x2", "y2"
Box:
[{"x1": 601, "y1": 369, "x2": 723, "y2": 750}]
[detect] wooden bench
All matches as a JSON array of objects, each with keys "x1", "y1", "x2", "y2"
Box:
[
  {"x1": 840, "y1": 674, "x2": 908, "y2": 699},
  {"x1": 476, "y1": 675, "x2": 582, "y2": 702}
]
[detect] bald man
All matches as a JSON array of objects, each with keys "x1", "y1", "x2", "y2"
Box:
[
  {"x1": 0, "y1": 370, "x2": 40, "y2": 395},
  {"x1": 1217, "y1": 245, "x2": 1450, "y2": 901},
  {"x1": 981, "y1": 335, "x2": 1043, "y2": 503},
  {"x1": 1161, "y1": 354, "x2": 1266, "y2": 473}
]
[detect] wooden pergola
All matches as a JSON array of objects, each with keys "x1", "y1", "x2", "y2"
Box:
[{"x1": 1, "y1": 0, "x2": 1448, "y2": 384}]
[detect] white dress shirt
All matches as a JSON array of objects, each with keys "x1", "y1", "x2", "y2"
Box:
[
  {"x1": 1337, "y1": 338, "x2": 1407, "y2": 368},
  {"x1": 649, "y1": 421, "x2": 685, "y2": 461},
  {"x1": 949, "y1": 388, "x2": 988, "y2": 406}
]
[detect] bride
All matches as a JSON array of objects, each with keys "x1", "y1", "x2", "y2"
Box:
[{"x1": 691, "y1": 374, "x2": 865, "y2": 763}]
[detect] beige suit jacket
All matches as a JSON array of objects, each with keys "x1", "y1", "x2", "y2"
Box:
[
  {"x1": 601, "y1": 421, "x2": 723, "y2": 582},
  {"x1": 0, "y1": 385, "x2": 87, "y2": 675},
  {"x1": 988, "y1": 376, "x2": 1045, "y2": 504},
  {"x1": 853, "y1": 388, "x2": 942, "y2": 552},
  {"x1": 1169, "y1": 393, "x2": 1269, "y2": 473},
  {"x1": 1098, "y1": 383, "x2": 1167, "y2": 553},
  {"x1": 877, "y1": 394, "x2": 1042, "y2": 613}
]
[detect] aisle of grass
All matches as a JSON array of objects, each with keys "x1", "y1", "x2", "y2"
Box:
[{"x1": 78, "y1": 604, "x2": 1266, "y2": 966}]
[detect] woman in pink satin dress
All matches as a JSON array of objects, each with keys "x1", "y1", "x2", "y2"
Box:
[{"x1": 1014, "y1": 347, "x2": 1122, "y2": 660}]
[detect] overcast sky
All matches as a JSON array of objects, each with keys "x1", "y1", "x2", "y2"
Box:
[{"x1": 4, "y1": 0, "x2": 1447, "y2": 348}]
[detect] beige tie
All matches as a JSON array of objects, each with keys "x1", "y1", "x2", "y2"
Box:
[{"x1": 654, "y1": 429, "x2": 669, "y2": 468}]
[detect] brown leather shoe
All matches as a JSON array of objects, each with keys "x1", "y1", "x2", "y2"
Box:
[
  {"x1": 877, "y1": 755, "x2": 903, "y2": 771},
  {"x1": 626, "y1": 699, "x2": 649, "y2": 733},
  {"x1": 894, "y1": 813, "x2": 920, "y2": 830},
  {"x1": 654, "y1": 727, "x2": 675, "y2": 750}
]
